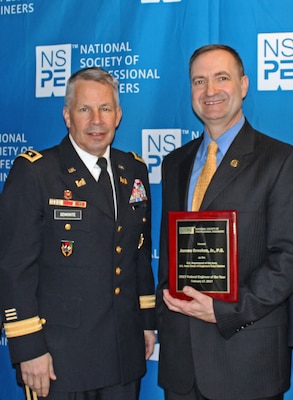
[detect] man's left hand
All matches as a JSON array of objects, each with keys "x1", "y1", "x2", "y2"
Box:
[{"x1": 163, "y1": 287, "x2": 216, "y2": 323}]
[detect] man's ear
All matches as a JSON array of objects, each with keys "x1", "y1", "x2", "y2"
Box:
[{"x1": 63, "y1": 106, "x2": 71, "y2": 128}]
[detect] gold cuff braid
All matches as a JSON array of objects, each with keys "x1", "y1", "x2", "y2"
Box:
[
  {"x1": 4, "y1": 316, "x2": 46, "y2": 338},
  {"x1": 139, "y1": 294, "x2": 155, "y2": 309}
]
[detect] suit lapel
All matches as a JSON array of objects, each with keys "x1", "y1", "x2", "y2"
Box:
[{"x1": 201, "y1": 121, "x2": 255, "y2": 210}]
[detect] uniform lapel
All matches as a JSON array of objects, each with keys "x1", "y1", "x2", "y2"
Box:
[{"x1": 111, "y1": 149, "x2": 133, "y2": 221}]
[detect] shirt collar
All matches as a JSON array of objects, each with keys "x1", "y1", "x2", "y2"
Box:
[
  {"x1": 69, "y1": 134, "x2": 111, "y2": 176},
  {"x1": 201, "y1": 116, "x2": 245, "y2": 159}
]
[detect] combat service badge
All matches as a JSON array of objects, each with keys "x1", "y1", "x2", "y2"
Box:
[{"x1": 61, "y1": 240, "x2": 74, "y2": 257}]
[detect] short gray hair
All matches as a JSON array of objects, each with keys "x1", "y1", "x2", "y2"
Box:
[{"x1": 65, "y1": 67, "x2": 120, "y2": 107}]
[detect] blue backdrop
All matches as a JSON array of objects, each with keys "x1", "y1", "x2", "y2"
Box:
[{"x1": 1, "y1": 0, "x2": 293, "y2": 399}]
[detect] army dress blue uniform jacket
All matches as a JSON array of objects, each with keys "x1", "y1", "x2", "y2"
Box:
[{"x1": 0, "y1": 135, "x2": 156, "y2": 393}]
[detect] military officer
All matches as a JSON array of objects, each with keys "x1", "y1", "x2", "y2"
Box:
[{"x1": 0, "y1": 67, "x2": 156, "y2": 400}]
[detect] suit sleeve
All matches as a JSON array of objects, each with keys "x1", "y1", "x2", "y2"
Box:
[{"x1": 0, "y1": 154, "x2": 48, "y2": 363}]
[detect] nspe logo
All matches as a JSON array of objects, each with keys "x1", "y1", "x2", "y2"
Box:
[
  {"x1": 258, "y1": 33, "x2": 293, "y2": 91},
  {"x1": 142, "y1": 129, "x2": 181, "y2": 184},
  {"x1": 36, "y1": 44, "x2": 72, "y2": 98}
]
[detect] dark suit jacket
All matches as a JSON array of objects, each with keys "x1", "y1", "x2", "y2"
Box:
[
  {"x1": 0, "y1": 135, "x2": 156, "y2": 392},
  {"x1": 157, "y1": 120, "x2": 293, "y2": 400}
]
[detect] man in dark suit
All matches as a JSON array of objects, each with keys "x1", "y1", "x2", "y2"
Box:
[
  {"x1": 157, "y1": 44, "x2": 293, "y2": 400},
  {"x1": 0, "y1": 67, "x2": 156, "y2": 400}
]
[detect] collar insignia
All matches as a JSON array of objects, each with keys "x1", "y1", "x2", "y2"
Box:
[
  {"x1": 75, "y1": 178, "x2": 86, "y2": 187},
  {"x1": 120, "y1": 176, "x2": 128, "y2": 185}
]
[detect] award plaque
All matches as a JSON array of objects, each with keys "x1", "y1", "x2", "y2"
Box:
[{"x1": 168, "y1": 210, "x2": 238, "y2": 302}]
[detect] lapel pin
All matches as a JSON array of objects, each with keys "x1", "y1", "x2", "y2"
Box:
[
  {"x1": 118, "y1": 164, "x2": 125, "y2": 170},
  {"x1": 230, "y1": 159, "x2": 239, "y2": 168}
]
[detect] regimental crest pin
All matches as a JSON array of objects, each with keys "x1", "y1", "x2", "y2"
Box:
[
  {"x1": 61, "y1": 240, "x2": 74, "y2": 257},
  {"x1": 64, "y1": 190, "x2": 72, "y2": 200}
]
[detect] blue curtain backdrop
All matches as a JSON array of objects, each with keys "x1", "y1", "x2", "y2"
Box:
[{"x1": 1, "y1": 1, "x2": 293, "y2": 399}]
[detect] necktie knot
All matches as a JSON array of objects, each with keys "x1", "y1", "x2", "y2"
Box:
[
  {"x1": 97, "y1": 157, "x2": 107, "y2": 171},
  {"x1": 207, "y1": 141, "x2": 218, "y2": 156}
]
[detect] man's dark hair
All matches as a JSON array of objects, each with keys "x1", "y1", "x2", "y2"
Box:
[{"x1": 189, "y1": 44, "x2": 245, "y2": 77}]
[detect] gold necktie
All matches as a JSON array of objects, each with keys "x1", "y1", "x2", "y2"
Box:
[{"x1": 192, "y1": 141, "x2": 218, "y2": 211}]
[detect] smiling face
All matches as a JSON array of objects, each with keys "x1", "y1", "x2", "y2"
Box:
[
  {"x1": 190, "y1": 49, "x2": 248, "y2": 139},
  {"x1": 63, "y1": 79, "x2": 122, "y2": 157}
]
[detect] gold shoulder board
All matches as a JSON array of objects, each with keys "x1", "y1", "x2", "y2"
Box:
[
  {"x1": 130, "y1": 151, "x2": 145, "y2": 164},
  {"x1": 18, "y1": 149, "x2": 43, "y2": 163}
]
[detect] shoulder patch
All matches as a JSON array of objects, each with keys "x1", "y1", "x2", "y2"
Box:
[
  {"x1": 129, "y1": 151, "x2": 145, "y2": 164},
  {"x1": 18, "y1": 149, "x2": 43, "y2": 163}
]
